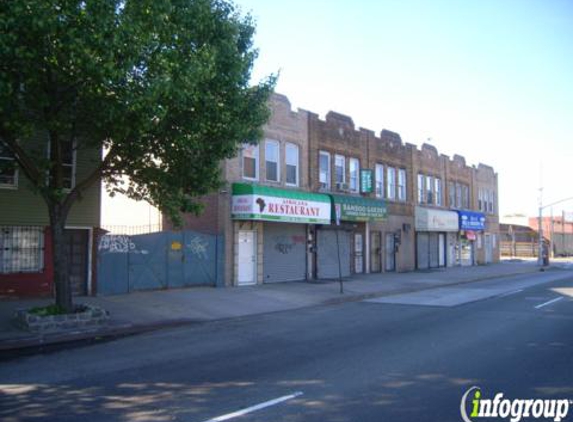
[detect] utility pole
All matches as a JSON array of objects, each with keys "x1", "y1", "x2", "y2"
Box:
[{"x1": 538, "y1": 188, "x2": 543, "y2": 266}]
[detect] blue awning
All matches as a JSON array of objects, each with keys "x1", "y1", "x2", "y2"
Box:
[{"x1": 457, "y1": 210, "x2": 486, "y2": 231}]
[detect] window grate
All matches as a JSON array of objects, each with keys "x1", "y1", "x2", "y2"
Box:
[{"x1": 0, "y1": 226, "x2": 45, "y2": 273}]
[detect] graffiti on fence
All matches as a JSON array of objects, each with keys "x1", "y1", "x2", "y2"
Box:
[
  {"x1": 186, "y1": 235, "x2": 209, "y2": 260},
  {"x1": 98, "y1": 235, "x2": 148, "y2": 254}
]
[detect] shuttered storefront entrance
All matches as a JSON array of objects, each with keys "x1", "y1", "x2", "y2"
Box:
[
  {"x1": 416, "y1": 232, "x2": 446, "y2": 270},
  {"x1": 317, "y1": 229, "x2": 351, "y2": 279},
  {"x1": 263, "y1": 223, "x2": 306, "y2": 283}
]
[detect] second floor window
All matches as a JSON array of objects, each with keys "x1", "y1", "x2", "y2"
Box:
[
  {"x1": 462, "y1": 184, "x2": 470, "y2": 209},
  {"x1": 242, "y1": 143, "x2": 259, "y2": 180},
  {"x1": 435, "y1": 178, "x2": 442, "y2": 206},
  {"x1": 335, "y1": 155, "x2": 345, "y2": 185},
  {"x1": 387, "y1": 167, "x2": 396, "y2": 200},
  {"x1": 398, "y1": 169, "x2": 406, "y2": 201},
  {"x1": 319, "y1": 151, "x2": 331, "y2": 190},
  {"x1": 265, "y1": 140, "x2": 280, "y2": 182},
  {"x1": 426, "y1": 175, "x2": 434, "y2": 205},
  {"x1": 0, "y1": 141, "x2": 17, "y2": 188},
  {"x1": 448, "y1": 181, "x2": 456, "y2": 208},
  {"x1": 455, "y1": 183, "x2": 463, "y2": 209},
  {"x1": 417, "y1": 173, "x2": 425, "y2": 204},
  {"x1": 47, "y1": 140, "x2": 76, "y2": 190},
  {"x1": 375, "y1": 164, "x2": 384, "y2": 198},
  {"x1": 349, "y1": 158, "x2": 359, "y2": 193},
  {"x1": 285, "y1": 143, "x2": 299, "y2": 186}
]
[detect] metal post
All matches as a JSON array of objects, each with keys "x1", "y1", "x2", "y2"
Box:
[
  {"x1": 550, "y1": 207, "x2": 554, "y2": 258},
  {"x1": 538, "y1": 205, "x2": 543, "y2": 266}
]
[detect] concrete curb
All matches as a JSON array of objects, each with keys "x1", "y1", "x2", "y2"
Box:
[{"x1": 0, "y1": 265, "x2": 560, "y2": 356}]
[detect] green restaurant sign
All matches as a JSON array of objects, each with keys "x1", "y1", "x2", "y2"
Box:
[
  {"x1": 360, "y1": 169, "x2": 373, "y2": 193},
  {"x1": 330, "y1": 194, "x2": 387, "y2": 222}
]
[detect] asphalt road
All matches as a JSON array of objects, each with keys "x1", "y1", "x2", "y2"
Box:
[{"x1": 1, "y1": 270, "x2": 572, "y2": 422}]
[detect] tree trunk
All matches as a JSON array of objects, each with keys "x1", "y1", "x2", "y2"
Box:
[{"x1": 49, "y1": 203, "x2": 73, "y2": 313}]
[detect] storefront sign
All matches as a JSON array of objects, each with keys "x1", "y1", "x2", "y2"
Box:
[
  {"x1": 330, "y1": 194, "x2": 387, "y2": 222},
  {"x1": 360, "y1": 169, "x2": 373, "y2": 193},
  {"x1": 232, "y1": 183, "x2": 331, "y2": 224},
  {"x1": 415, "y1": 207, "x2": 459, "y2": 232},
  {"x1": 457, "y1": 210, "x2": 486, "y2": 231}
]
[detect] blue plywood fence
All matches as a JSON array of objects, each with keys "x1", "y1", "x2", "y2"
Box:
[{"x1": 97, "y1": 230, "x2": 224, "y2": 295}]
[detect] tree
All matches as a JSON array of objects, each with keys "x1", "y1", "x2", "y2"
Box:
[{"x1": 0, "y1": 0, "x2": 275, "y2": 312}]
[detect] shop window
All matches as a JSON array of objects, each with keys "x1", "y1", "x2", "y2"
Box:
[
  {"x1": 242, "y1": 143, "x2": 259, "y2": 180},
  {"x1": 0, "y1": 226, "x2": 44, "y2": 273},
  {"x1": 265, "y1": 139, "x2": 280, "y2": 182},
  {"x1": 285, "y1": 143, "x2": 299, "y2": 186}
]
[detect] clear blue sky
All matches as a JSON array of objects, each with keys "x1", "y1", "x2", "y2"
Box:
[{"x1": 235, "y1": 0, "x2": 573, "y2": 218}]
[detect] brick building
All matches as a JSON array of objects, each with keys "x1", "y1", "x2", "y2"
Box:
[{"x1": 166, "y1": 93, "x2": 500, "y2": 286}]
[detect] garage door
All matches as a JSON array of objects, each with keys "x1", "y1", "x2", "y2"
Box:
[
  {"x1": 317, "y1": 229, "x2": 351, "y2": 279},
  {"x1": 263, "y1": 223, "x2": 306, "y2": 283}
]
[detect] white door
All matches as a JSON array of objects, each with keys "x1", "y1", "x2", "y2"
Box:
[
  {"x1": 354, "y1": 233, "x2": 363, "y2": 274},
  {"x1": 485, "y1": 234, "x2": 493, "y2": 264},
  {"x1": 238, "y1": 231, "x2": 256, "y2": 285}
]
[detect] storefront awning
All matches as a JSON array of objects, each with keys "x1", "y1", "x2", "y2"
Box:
[
  {"x1": 415, "y1": 206, "x2": 459, "y2": 232},
  {"x1": 457, "y1": 210, "x2": 486, "y2": 231},
  {"x1": 330, "y1": 194, "x2": 387, "y2": 222},
  {"x1": 231, "y1": 183, "x2": 331, "y2": 224}
]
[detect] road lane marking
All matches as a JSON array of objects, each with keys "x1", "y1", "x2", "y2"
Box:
[
  {"x1": 201, "y1": 391, "x2": 303, "y2": 422},
  {"x1": 535, "y1": 297, "x2": 564, "y2": 309},
  {"x1": 497, "y1": 289, "x2": 524, "y2": 298}
]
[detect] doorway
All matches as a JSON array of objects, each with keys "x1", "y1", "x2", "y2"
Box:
[
  {"x1": 238, "y1": 230, "x2": 256, "y2": 285},
  {"x1": 385, "y1": 233, "x2": 396, "y2": 272},
  {"x1": 370, "y1": 231, "x2": 382, "y2": 273}
]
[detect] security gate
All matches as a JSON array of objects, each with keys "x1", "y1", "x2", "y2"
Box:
[
  {"x1": 317, "y1": 229, "x2": 350, "y2": 279},
  {"x1": 370, "y1": 231, "x2": 382, "y2": 273},
  {"x1": 263, "y1": 223, "x2": 306, "y2": 283}
]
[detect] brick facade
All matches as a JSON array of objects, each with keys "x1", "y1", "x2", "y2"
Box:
[{"x1": 170, "y1": 92, "x2": 501, "y2": 286}]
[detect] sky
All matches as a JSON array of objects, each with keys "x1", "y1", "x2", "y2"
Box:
[
  {"x1": 233, "y1": 0, "x2": 573, "y2": 218},
  {"x1": 102, "y1": 0, "x2": 573, "y2": 227}
]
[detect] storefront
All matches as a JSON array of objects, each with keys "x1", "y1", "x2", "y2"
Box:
[
  {"x1": 414, "y1": 207, "x2": 459, "y2": 269},
  {"x1": 457, "y1": 210, "x2": 486, "y2": 266},
  {"x1": 316, "y1": 195, "x2": 387, "y2": 279},
  {"x1": 231, "y1": 183, "x2": 331, "y2": 285}
]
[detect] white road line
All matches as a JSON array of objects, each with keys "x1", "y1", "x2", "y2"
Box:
[
  {"x1": 535, "y1": 297, "x2": 564, "y2": 310},
  {"x1": 201, "y1": 391, "x2": 303, "y2": 422},
  {"x1": 497, "y1": 289, "x2": 524, "y2": 298}
]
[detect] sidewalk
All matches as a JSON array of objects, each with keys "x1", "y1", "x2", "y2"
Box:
[{"x1": 0, "y1": 260, "x2": 559, "y2": 353}]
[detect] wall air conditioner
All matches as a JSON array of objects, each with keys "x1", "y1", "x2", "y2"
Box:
[{"x1": 336, "y1": 182, "x2": 349, "y2": 192}]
